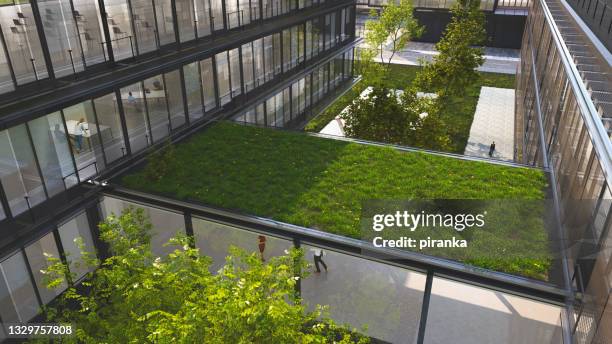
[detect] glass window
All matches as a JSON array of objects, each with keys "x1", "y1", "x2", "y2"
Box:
[
  {"x1": 210, "y1": 0, "x2": 224, "y2": 31},
  {"x1": 38, "y1": 0, "x2": 85, "y2": 77},
  {"x1": 275, "y1": 91, "x2": 284, "y2": 126},
  {"x1": 62, "y1": 101, "x2": 106, "y2": 180},
  {"x1": 229, "y1": 48, "x2": 241, "y2": 98},
  {"x1": 24, "y1": 232, "x2": 67, "y2": 303},
  {"x1": 0, "y1": 33, "x2": 15, "y2": 94},
  {"x1": 28, "y1": 112, "x2": 77, "y2": 196},
  {"x1": 301, "y1": 244, "x2": 426, "y2": 343},
  {"x1": 176, "y1": 0, "x2": 196, "y2": 42},
  {"x1": 305, "y1": 21, "x2": 312, "y2": 61},
  {"x1": 273, "y1": 33, "x2": 281, "y2": 75},
  {"x1": 143, "y1": 75, "x2": 171, "y2": 142},
  {"x1": 194, "y1": 0, "x2": 212, "y2": 37},
  {"x1": 215, "y1": 51, "x2": 231, "y2": 105},
  {"x1": 120, "y1": 82, "x2": 151, "y2": 153},
  {"x1": 154, "y1": 0, "x2": 175, "y2": 46},
  {"x1": 72, "y1": 0, "x2": 108, "y2": 66},
  {"x1": 0, "y1": 2, "x2": 49, "y2": 84},
  {"x1": 130, "y1": 0, "x2": 158, "y2": 54},
  {"x1": 101, "y1": 197, "x2": 185, "y2": 257},
  {"x1": 226, "y1": 0, "x2": 239, "y2": 29},
  {"x1": 253, "y1": 38, "x2": 264, "y2": 87},
  {"x1": 282, "y1": 29, "x2": 291, "y2": 71},
  {"x1": 292, "y1": 25, "x2": 301, "y2": 65},
  {"x1": 192, "y1": 217, "x2": 292, "y2": 273},
  {"x1": 92, "y1": 93, "x2": 127, "y2": 163},
  {"x1": 0, "y1": 251, "x2": 40, "y2": 322},
  {"x1": 0, "y1": 125, "x2": 46, "y2": 216},
  {"x1": 164, "y1": 70, "x2": 186, "y2": 129},
  {"x1": 256, "y1": 103, "x2": 265, "y2": 125},
  {"x1": 266, "y1": 96, "x2": 275, "y2": 126},
  {"x1": 263, "y1": 35, "x2": 274, "y2": 82},
  {"x1": 183, "y1": 61, "x2": 204, "y2": 120},
  {"x1": 241, "y1": 43, "x2": 254, "y2": 93},
  {"x1": 200, "y1": 58, "x2": 216, "y2": 112},
  {"x1": 58, "y1": 211, "x2": 96, "y2": 281},
  {"x1": 282, "y1": 88, "x2": 290, "y2": 125},
  {"x1": 104, "y1": 0, "x2": 136, "y2": 60}
]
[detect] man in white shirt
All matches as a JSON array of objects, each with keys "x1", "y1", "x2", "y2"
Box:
[
  {"x1": 309, "y1": 248, "x2": 328, "y2": 273},
  {"x1": 74, "y1": 118, "x2": 87, "y2": 153}
]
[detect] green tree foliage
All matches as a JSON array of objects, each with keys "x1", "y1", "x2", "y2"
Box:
[
  {"x1": 341, "y1": 87, "x2": 451, "y2": 151},
  {"x1": 38, "y1": 208, "x2": 369, "y2": 343},
  {"x1": 414, "y1": 0, "x2": 486, "y2": 97},
  {"x1": 364, "y1": 0, "x2": 423, "y2": 79}
]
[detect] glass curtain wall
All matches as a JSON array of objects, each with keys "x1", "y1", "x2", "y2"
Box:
[
  {"x1": 516, "y1": 1, "x2": 612, "y2": 342},
  {"x1": 233, "y1": 50, "x2": 354, "y2": 128},
  {"x1": 0, "y1": 208, "x2": 97, "y2": 326}
]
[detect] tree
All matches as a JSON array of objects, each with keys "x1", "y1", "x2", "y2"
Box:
[
  {"x1": 414, "y1": 0, "x2": 486, "y2": 97},
  {"x1": 364, "y1": 0, "x2": 423, "y2": 79},
  {"x1": 39, "y1": 208, "x2": 369, "y2": 343},
  {"x1": 341, "y1": 86, "x2": 451, "y2": 151}
]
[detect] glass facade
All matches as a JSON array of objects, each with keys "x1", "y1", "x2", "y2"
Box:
[
  {"x1": 0, "y1": 0, "x2": 350, "y2": 95},
  {"x1": 516, "y1": 0, "x2": 612, "y2": 342},
  {"x1": 0, "y1": 207, "x2": 97, "y2": 326},
  {"x1": 233, "y1": 49, "x2": 354, "y2": 127}
]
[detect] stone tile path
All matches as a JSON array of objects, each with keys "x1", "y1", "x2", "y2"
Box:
[{"x1": 464, "y1": 87, "x2": 515, "y2": 161}]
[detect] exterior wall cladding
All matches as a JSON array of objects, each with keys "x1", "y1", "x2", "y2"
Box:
[
  {"x1": 516, "y1": 0, "x2": 612, "y2": 342},
  {"x1": 0, "y1": 0, "x2": 358, "y2": 329}
]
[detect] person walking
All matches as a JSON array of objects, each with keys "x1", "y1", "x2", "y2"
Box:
[
  {"x1": 258, "y1": 235, "x2": 266, "y2": 262},
  {"x1": 311, "y1": 248, "x2": 328, "y2": 273},
  {"x1": 74, "y1": 118, "x2": 88, "y2": 153},
  {"x1": 489, "y1": 141, "x2": 496, "y2": 158}
]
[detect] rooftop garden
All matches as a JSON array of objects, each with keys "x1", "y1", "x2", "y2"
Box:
[
  {"x1": 304, "y1": 65, "x2": 515, "y2": 154},
  {"x1": 122, "y1": 122, "x2": 552, "y2": 280}
]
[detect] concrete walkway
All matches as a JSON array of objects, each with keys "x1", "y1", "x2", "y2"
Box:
[
  {"x1": 356, "y1": 14, "x2": 521, "y2": 75},
  {"x1": 364, "y1": 41, "x2": 520, "y2": 75},
  {"x1": 464, "y1": 87, "x2": 515, "y2": 161}
]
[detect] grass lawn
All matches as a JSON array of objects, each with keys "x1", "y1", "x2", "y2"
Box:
[
  {"x1": 304, "y1": 64, "x2": 515, "y2": 154},
  {"x1": 122, "y1": 122, "x2": 551, "y2": 280}
]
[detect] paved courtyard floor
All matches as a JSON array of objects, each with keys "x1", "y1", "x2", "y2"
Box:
[{"x1": 464, "y1": 87, "x2": 515, "y2": 161}]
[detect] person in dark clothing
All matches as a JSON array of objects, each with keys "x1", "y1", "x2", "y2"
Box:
[
  {"x1": 311, "y1": 248, "x2": 328, "y2": 273},
  {"x1": 258, "y1": 235, "x2": 266, "y2": 262},
  {"x1": 489, "y1": 141, "x2": 496, "y2": 157}
]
